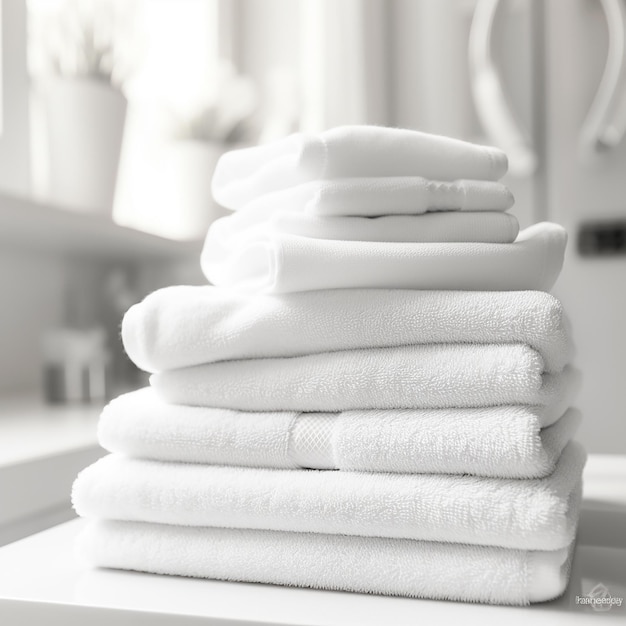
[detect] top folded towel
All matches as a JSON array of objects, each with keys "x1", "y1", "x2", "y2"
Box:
[{"x1": 212, "y1": 126, "x2": 508, "y2": 210}]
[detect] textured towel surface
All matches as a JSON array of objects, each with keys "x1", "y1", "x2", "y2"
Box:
[
  {"x1": 122, "y1": 287, "x2": 573, "y2": 374},
  {"x1": 212, "y1": 126, "x2": 508, "y2": 209},
  {"x1": 201, "y1": 222, "x2": 567, "y2": 293},
  {"x1": 72, "y1": 443, "x2": 586, "y2": 551},
  {"x1": 77, "y1": 520, "x2": 575, "y2": 605},
  {"x1": 99, "y1": 388, "x2": 580, "y2": 478},
  {"x1": 234, "y1": 177, "x2": 514, "y2": 217},
  {"x1": 207, "y1": 209, "x2": 520, "y2": 246},
  {"x1": 151, "y1": 345, "x2": 579, "y2": 413}
]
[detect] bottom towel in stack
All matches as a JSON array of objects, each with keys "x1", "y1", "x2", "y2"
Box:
[
  {"x1": 73, "y1": 441, "x2": 586, "y2": 605},
  {"x1": 78, "y1": 521, "x2": 575, "y2": 606}
]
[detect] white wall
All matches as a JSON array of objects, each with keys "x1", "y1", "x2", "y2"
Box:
[
  {"x1": 234, "y1": 0, "x2": 301, "y2": 86},
  {"x1": 389, "y1": 0, "x2": 539, "y2": 230},
  {"x1": 0, "y1": 0, "x2": 31, "y2": 196},
  {"x1": 230, "y1": 0, "x2": 301, "y2": 139},
  {"x1": 0, "y1": 246, "x2": 66, "y2": 395},
  {"x1": 232, "y1": 0, "x2": 391, "y2": 135},
  {"x1": 0, "y1": 241, "x2": 203, "y2": 397},
  {"x1": 544, "y1": 1, "x2": 626, "y2": 454}
]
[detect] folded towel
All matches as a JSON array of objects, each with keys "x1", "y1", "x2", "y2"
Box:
[
  {"x1": 77, "y1": 520, "x2": 576, "y2": 605},
  {"x1": 212, "y1": 126, "x2": 508, "y2": 210},
  {"x1": 122, "y1": 287, "x2": 573, "y2": 374},
  {"x1": 234, "y1": 176, "x2": 515, "y2": 217},
  {"x1": 72, "y1": 442, "x2": 585, "y2": 550},
  {"x1": 206, "y1": 210, "x2": 520, "y2": 247},
  {"x1": 151, "y1": 344, "x2": 579, "y2": 414},
  {"x1": 201, "y1": 222, "x2": 567, "y2": 293},
  {"x1": 99, "y1": 388, "x2": 581, "y2": 478}
]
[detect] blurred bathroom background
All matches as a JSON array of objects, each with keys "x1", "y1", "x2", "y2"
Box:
[{"x1": 0, "y1": 0, "x2": 624, "y2": 543}]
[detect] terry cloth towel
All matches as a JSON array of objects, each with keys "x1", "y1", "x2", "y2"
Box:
[
  {"x1": 233, "y1": 176, "x2": 515, "y2": 217},
  {"x1": 76, "y1": 520, "x2": 576, "y2": 605},
  {"x1": 201, "y1": 222, "x2": 567, "y2": 294},
  {"x1": 99, "y1": 388, "x2": 581, "y2": 478},
  {"x1": 206, "y1": 209, "x2": 520, "y2": 246},
  {"x1": 72, "y1": 442, "x2": 586, "y2": 551},
  {"x1": 122, "y1": 287, "x2": 573, "y2": 374},
  {"x1": 212, "y1": 126, "x2": 508, "y2": 210},
  {"x1": 150, "y1": 345, "x2": 580, "y2": 413}
]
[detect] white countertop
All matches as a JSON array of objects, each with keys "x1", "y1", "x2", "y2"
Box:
[
  {"x1": 0, "y1": 396, "x2": 100, "y2": 466},
  {"x1": 0, "y1": 455, "x2": 624, "y2": 625},
  {"x1": 0, "y1": 397, "x2": 104, "y2": 543}
]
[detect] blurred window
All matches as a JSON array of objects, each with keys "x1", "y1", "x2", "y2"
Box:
[{"x1": 0, "y1": 0, "x2": 30, "y2": 195}]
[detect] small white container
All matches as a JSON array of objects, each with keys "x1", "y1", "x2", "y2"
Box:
[
  {"x1": 159, "y1": 139, "x2": 229, "y2": 240},
  {"x1": 41, "y1": 77, "x2": 127, "y2": 215},
  {"x1": 42, "y1": 328, "x2": 109, "y2": 404}
]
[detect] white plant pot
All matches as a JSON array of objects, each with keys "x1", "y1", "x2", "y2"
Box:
[
  {"x1": 159, "y1": 140, "x2": 229, "y2": 240},
  {"x1": 42, "y1": 78, "x2": 127, "y2": 215}
]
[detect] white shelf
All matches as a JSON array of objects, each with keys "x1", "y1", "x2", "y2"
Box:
[{"x1": 0, "y1": 192, "x2": 203, "y2": 260}]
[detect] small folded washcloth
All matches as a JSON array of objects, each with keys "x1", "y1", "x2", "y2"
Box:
[
  {"x1": 72, "y1": 442, "x2": 585, "y2": 551},
  {"x1": 77, "y1": 520, "x2": 576, "y2": 605},
  {"x1": 212, "y1": 126, "x2": 508, "y2": 209},
  {"x1": 233, "y1": 176, "x2": 514, "y2": 217},
  {"x1": 151, "y1": 345, "x2": 579, "y2": 414},
  {"x1": 201, "y1": 222, "x2": 567, "y2": 293},
  {"x1": 206, "y1": 209, "x2": 520, "y2": 247},
  {"x1": 122, "y1": 287, "x2": 573, "y2": 374},
  {"x1": 99, "y1": 388, "x2": 580, "y2": 478}
]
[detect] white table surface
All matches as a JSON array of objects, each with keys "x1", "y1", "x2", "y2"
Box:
[{"x1": 0, "y1": 454, "x2": 624, "y2": 626}]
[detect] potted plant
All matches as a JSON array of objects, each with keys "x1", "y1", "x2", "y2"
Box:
[
  {"x1": 30, "y1": 0, "x2": 139, "y2": 215},
  {"x1": 158, "y1": 61, "x2": 259, "y2": 240}
]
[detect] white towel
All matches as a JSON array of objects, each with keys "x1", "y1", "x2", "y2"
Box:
[
  {"x1": 201, "y1": 222, "x2": 567, "y2": 293},
  {"x1": 77, "y1": 520, "x2": 576, "y2": 605},
  {"x1": 72, "y1": 442, "x2": 585, "y2": 551},
  {"x1": 151, "y1": 344, "x2": 579, "y2": 414},
  {"x1": 212, "y1": 126, "x2": 508, "y2": 210},
  {"x1": 99, "y1": 388, "x2": 581, "y2": 478},
  {"x1": 206, "y1": 210, "x2": 520, "y2": 247},
  {"x1": 122, "y1": 287, "x2": 573, "y2": 374},
  {"x1": 234, "y1": 176, "x2": 515, "y2": 217}
]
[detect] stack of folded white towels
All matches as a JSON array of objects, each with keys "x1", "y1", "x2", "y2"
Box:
[{"x1": 72, "y1": 126, "x2": 585, "y2": 606}]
